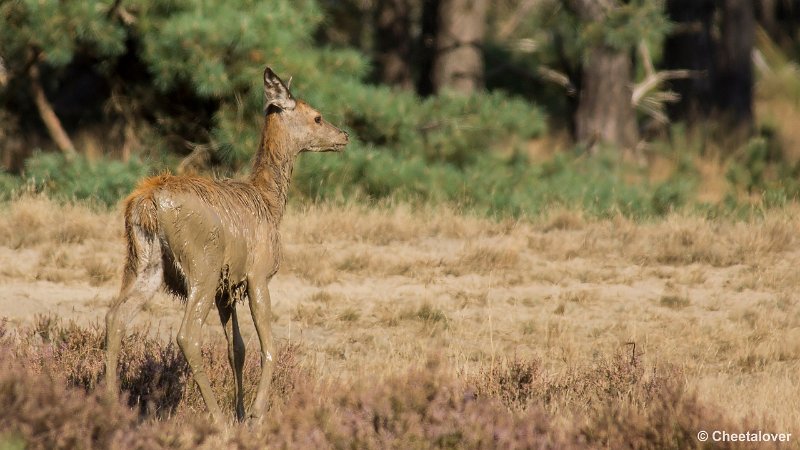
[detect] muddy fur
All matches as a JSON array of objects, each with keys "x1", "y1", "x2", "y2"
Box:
[
  {"x1": 123, "y1": 176, "x2": 273, "y2": 303},
  {"x1": 105, "y1": 67, "x2": 349, "y2": 423}
]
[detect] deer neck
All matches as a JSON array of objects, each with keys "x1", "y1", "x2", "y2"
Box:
[{"x1": 250, "y1": 113, "x2": 297, "y2": 221}]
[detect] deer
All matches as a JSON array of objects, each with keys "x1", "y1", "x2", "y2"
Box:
[{"x1": 104, "y1": 67, "x2": 349, "y2": 423}]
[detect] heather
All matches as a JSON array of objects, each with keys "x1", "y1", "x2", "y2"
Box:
[{"x1": 0, "y1": 318, "x2": 761, "y2": 449}]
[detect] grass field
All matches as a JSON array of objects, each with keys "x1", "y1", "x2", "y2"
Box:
[{"x1": 0, "y1": 195, "x2": 798, "y2": 448}]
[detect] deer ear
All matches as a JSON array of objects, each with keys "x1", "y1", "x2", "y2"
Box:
[{"x1": 263, "y1": 67, "x2": 296, "y2": 112}]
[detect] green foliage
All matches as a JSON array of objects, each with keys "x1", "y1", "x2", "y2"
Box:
[
  {"x1": 582, "y1": 0, "x2": 672, "y2": 53},
  {"x1": 417, "y1": 91, "x2": 544, "y2": 164},
  {"x1": 294, "y1": 144, "x2": 701, "y2": 219},
  {"x1": 726, "y1": 134, "x2": 800, "y2": 201},
  {"x1": 727, "y1": 137, "x2": 770, "y2": 193},
  {"x1": 1, "y1": 0, "x2": 797, "y2": 220},
  {"x1": 0, "y1": 170, "x2": 21, "y2": 201},
  {"x1": 132, "y1": 0, "x2": 372, "y2": 167},
  {"x1": 24, "y1": 153, "x2": 152, "y2": 206},
  {"x1": 651, "y1": 179, "x2": 690, "y2": 216},
  {"x1": 0, "y1": 434, "x2": 25, "y2": 450},
  {"x1": 0, "y1": 0, "x2": 374, "y2": 168},
  {"x1": 138, "y1": 0, "x2": 324, "y2": 96},
  {"x1": 2, "y1": 140, "x2": 799, "y2": 220},
  {"x1": 0, "y1": 0, "x2": 126, "y2": 68}
]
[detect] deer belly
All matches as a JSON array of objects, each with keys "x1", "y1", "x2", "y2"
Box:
[{"x1": 221, "y1": 235, "x2": 249, "y2": 284}]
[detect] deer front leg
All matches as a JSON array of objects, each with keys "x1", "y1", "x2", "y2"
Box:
[
  {"x1": 177, "y1": 286, "x2": 223, "y2": 423},
  {"x1": 246, "y1": 278, "x2": 276, "y2": 421},
  {"x1": 217, "y1": 299, "x2": 246, "y2": 422}
]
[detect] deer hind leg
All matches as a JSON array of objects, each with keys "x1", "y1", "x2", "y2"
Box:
[
  {"x1": 246, "y1": 278, "x2": 275, "y2": 421},
  {"x1": 176, "y1": 280, "x2": 223, "y2": 422},
  {"x1": 104, "y1": 226, "x2": 163, "y2": 399},
  {"x1": 217, "y1": 296, "x2": 246, "y2": 422}
]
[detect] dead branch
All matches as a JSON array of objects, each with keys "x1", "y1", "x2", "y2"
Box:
[
  {"x1": 632, "y1": 41, "x2": 696, "y2": 107},
  {"x1": 537, "y1": 66, "x2": 577, "y2": 96},
  {"x1": 27, "y1": 49, "x2": 77, "y2": 158}
]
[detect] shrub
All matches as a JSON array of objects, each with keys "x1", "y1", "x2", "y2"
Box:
[
  {"x1": 23, "y1": 153, "x2": 151, "y2": 206},
  {"x1": 0, "y1": 170, "x2": 21, "y2": 201}
]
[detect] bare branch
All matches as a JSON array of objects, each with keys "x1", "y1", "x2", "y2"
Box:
[
  {"x1": 631, "y1": 69, "x2": 694, "y2": 106},
  {"x1": 632, "y1": 40, "x2": 696, "y2": 106},
  {"x1": 537, "y1": 66, "x2": 576, "y2": 96},
  {"x1": 27, "y1": 49, "x2": 77, "y2": 157},
  {"x1": 638, "y1": 41, "x2": 655, "y2": 78}
]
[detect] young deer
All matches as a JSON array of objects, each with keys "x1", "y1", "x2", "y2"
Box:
[{"x1": 104, "y1": 67, "x2": 348, "y2": 423}]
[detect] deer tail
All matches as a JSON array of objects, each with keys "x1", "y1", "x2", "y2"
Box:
[{"x1": 121, "y1": 178, "x2": 162, "y2": 286}]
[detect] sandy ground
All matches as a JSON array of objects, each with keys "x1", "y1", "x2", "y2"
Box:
[{"x1": 1, "y1": 197, "x2": 799, "y2": 432}]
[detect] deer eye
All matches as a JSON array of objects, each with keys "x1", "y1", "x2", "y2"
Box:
[{"x1": 314, "y1": 116, "x2": 322, "y2": 124}]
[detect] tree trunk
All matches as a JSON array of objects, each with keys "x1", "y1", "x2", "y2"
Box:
[
  {"x1": 417, "y1": 0, "x2": 440, "y2": 96},
  {"x1": 27, "y1": 55, "x2": 76, "y2": 158},
  {"x1": 568, "y1": 0, "x2": 638, "y2": 150},
  {"x1": 754, "y1": 0, "x2": 800, "y2": 49},
  {"x1": 431, "y1": 0, "x2": 488, "y2": 94},
  {"x1": 772, "y1": 0, "x2": 800, "y2": 50},
  {"x1": 755, "y1": 0, "x2": 778, "y2": 38},
  {"x1": 575, "y1": 46, "x2": 638, "y2": 151},
  {"x1": 664, "y1": 0, "x2": 754, "y2": 144},
  {"x1": 374, "y1": 0, "x2": 413, "y2": 89},
  {"x1": 714, "y1": 0, "x2": 754, "y2": 137},
  {"x1": 663, "y1": 0, "x2": 715, "y2": 123}
]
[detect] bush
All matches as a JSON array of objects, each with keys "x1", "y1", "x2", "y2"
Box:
[
  {"x1": 0, "y1": 170, "x2": 21, "y2": 201},
  {"x1": 295, "y1": 147, "x2": 701, "y2": 218},
  {"x1": 23, "y1": 153, "x2": 152, "y2": 206}
]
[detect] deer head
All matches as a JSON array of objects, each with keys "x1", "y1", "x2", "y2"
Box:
[{"x1": 263, "y1": 67, "x2": 349, "y2": 153}]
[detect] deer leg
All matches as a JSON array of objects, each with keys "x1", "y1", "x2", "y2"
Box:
[
  {"x1": 217, "y1": 298, "x2": 246, "y2": 422},
  {"x1": 105, "y1": 231, "x2": 162, "y2": 399},
  {"x1": 246, "y1": 280, "x2": 275, "y2": 420},
  {"x1": 177, "y1": 286, "x2": 222, "y2": 422}
]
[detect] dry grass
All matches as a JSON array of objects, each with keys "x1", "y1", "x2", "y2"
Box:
[
  {"x1": 1, "y1": 195, "x2": 799, "y2": 446},
  {"x1": 0, "y1": 195, "x2": 112, "y2": 249},
  {"x1": 447, "y1": 243, "x2": 521, "y2": 275},
  {"x1": 83, "y1": 256, "x2": 117, "y2": 286},
  {"x1": 0, "y1": 319, "x2": 764, "y2": 449}
]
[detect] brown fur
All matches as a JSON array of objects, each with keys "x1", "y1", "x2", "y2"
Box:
[{"x1": 121, "y1": 174, "x2": 274, "y2": 293}]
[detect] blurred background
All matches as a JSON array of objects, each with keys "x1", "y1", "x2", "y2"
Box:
[{"x1": 1, "y1": 0, "x2": 798, "y2": 217}]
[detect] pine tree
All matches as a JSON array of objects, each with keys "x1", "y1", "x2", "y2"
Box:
[
  {"x1": 0, "y1": 0, "x2": 127, "y2": 155},
  {"x1": 0, "y1": 0, "x2": 547, "y2": 211}
]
